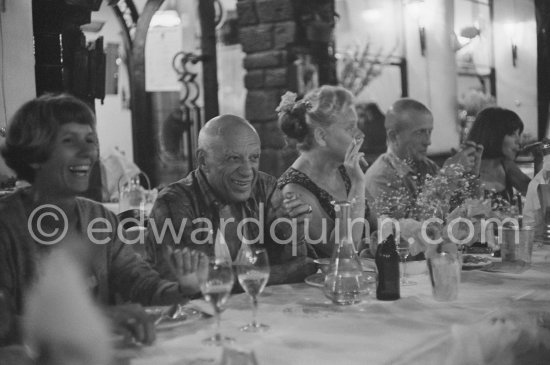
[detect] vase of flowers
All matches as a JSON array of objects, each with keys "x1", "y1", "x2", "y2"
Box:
[{"x1": 373, "y1": 164, "x2": 496, "y2": 300}]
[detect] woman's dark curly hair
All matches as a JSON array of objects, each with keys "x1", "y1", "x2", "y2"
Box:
[
  {"x1": 1, "y1": 93, "x2": 96, "y2": 183},
  {"x1": 466, "y1": 107, "x2": 524, "y2": 159}
]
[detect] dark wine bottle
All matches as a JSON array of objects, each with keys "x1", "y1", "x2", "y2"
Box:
[{"x1": 375, "y1": 234, "x2": 400, "y2": 301}]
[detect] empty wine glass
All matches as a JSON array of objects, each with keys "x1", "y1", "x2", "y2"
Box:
[
  {"x1": 200, "y1": 258, "x2": 235, "y2": 346},
  {"x1": 236, "y1": 247, "x2": 270, "y2": 332},
  {"x1": 397, "y1": 240, "x2": 416, "y2": 286}
]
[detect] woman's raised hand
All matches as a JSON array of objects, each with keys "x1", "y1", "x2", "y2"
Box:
[{"x1": 344, "y1": 137, "x2": 368, "y2": 189}]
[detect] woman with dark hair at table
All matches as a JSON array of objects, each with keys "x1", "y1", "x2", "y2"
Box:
[
  {"x1": 0, "y1": 94, "x2": 206, "y2": 346},
  {"x1": 276, "y1": 85, "x2": 374, "y2": 258},
  {"x1": 467, "y1": 106, "x2": 531, "y2": 201}
]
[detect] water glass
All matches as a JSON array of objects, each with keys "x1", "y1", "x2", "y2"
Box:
[
  {"x1": 235, "y1": 247, "x2": 270, "y2": 332},
  {"x1": 397, "y1": 240, "x2": 416, "y2": 286},
  {"x1": 500, "y1": 226, "x2": 534, "y2": 264},
  {"x1": 427, "y1": 251, "x2": 460, "y2": 301},
  {"x1": 200, "y1": 258, "x2": 235, "y2": 346}
]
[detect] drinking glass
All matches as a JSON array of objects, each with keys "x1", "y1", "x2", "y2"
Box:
[
  {"x1": 427, "y1": 251, "x2": 460, "y2": 301},
  {"x1": 397, "y1": 241, "x2": 416, "y2": 286},
  {"x1": 236, "y1": 247, "x2": 270, "y2": 332},
  {"x1": 200, "y1": 258, "x2": 235, "y2": 346}
]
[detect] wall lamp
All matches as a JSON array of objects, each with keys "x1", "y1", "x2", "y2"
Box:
[
  {"x1": 419, "y1": 25, "x2": 426, "y2": 56},
  {"x1": 512, "y1": 43, "x2": 518, "y2": 67},
  {"x1": 405, "y1": 0, "x2": 427, "y2": 57},
  {"x1": 505, "y1": 22, "x2": 520, "y2": 67}
]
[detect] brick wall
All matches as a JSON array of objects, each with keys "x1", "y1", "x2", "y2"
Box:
[{"x1": 236, "y1": 0, "x2": 335, "y2": 177}]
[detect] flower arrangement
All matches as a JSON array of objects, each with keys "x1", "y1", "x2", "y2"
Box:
[
  {"x1": 339, "y1": 42, "x2": 399, "y2": 97},
  {"x1": 373, "y1": 164, "x2": 477, "y2": 219},
  {"x1": 458, "y1": 88, "x2": 496, "y2": 117},
  {"x1": 412, "y1": 164, "x2": 479, "y2": 220},
  {"x1": 457, "y1": 88, "x2": 496, "y2": 144},
  {"x1": 372, "y1": 164, "x2": 514, "y2": 255}
]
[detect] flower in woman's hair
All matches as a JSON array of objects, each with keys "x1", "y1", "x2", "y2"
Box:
[{"x1": 276, "y1": 92, "x2": 298, "y2": 115}]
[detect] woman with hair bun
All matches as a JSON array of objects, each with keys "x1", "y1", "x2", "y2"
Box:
[{"x1": 276, "y1": 85, "x2": 374, "y2": 258}]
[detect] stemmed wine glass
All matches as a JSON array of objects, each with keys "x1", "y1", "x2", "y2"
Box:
[
  {"x1": 397, "y1": 240, "x2": 416, "y2": 286},
  {"x1": 200, "y1": 258, "x2": 235, "y2": 346},
  {"x1": 236, "y1": 247, "x2": 270, "y2": 332}
]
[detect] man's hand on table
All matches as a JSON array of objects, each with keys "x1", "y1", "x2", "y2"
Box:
[
  {"x1": 163, "y1": 246, "x2": 208, "y2": 296},
  {"x1": 104, "y1": 303, "x2": 155, "y2": 345}
]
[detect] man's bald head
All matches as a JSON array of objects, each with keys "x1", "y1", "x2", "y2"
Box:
[
  {"x1": 385, "y1": 98, "x2": 432, "y2": 133},
  {"x1": 196, "y1": 114, "x2": 261, "y2": 203},
  {"x1": 198, "y1": 114, "x2": 259, "y2": 152}
]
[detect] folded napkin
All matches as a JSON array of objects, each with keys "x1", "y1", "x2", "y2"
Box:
[{"x1": 23, "y1": 250, "x2": 112, "y2": 365}]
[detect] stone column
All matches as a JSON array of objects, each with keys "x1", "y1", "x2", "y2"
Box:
[
  {"x1": 237, "y1": 0, "x2": 336, "y2": 177},
  {"x1": 237, "y1": 0, "x2": 295, "y2": 177}
]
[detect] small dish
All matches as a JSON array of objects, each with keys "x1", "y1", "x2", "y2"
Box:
[
  {"x1": 462, "y1": 254, "x2": 493, "y2": 270},
  {"x1": 304, "y1": 273, "x2": 325, "y2": 288},
  {"x1": 145, "y1": 305, "x2": 203, "y2": 330}
]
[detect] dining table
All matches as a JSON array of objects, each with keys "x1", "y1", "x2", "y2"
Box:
[
  {"x1": 2, "y1": 247, "x2": 550, "y2": 365},
  {"x1": 108, "y1": 246, "x2": 550, "y2": 365}
]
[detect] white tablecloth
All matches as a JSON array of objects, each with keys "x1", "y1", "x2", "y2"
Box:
[{"x1": 112, "y1": 247, "x2": 550, "y2": 365}]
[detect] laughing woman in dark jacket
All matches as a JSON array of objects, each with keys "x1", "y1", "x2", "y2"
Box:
[{"x1": 0, "y1": 94, "x2": 206, "y2": 346}]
